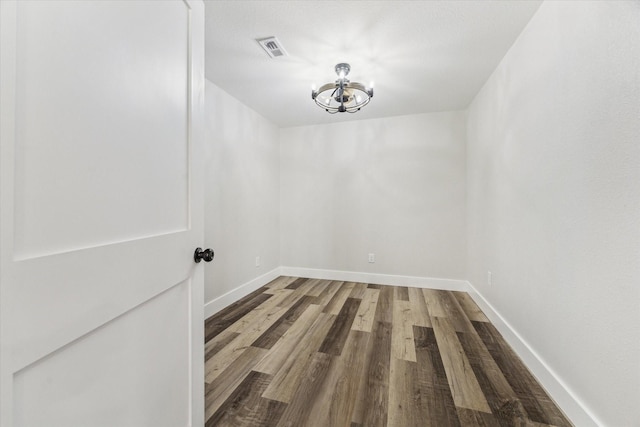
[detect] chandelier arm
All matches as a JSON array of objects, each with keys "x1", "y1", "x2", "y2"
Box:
[
  {"x1": 339, "y1": 80, "x2": 346, "y2": 111},
  {"x1": 315, "y1": 97, "x2": 339, "y2": 113}
]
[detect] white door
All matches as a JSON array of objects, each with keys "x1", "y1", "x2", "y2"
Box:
[{"x1": 0, "y1": 1, "x2": 205, "y2": 426}]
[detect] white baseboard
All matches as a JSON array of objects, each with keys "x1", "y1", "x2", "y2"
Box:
[
  {"x1": 204, "y1": 267, "x2": 282, "y2": 319},
  {"x1": 279, "y1": 266, "x2": 468, "y2": 291},
  {"x1": 466, "y1": 281, "x2": 601, "y2": 427}
]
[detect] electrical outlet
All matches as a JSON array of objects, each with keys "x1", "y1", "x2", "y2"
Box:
[
  {"x1": 368, "y1": 253, "x2": 375, "y2": 263},
  {"x1": 487, "y1": 271, "x2": 492, "y2": 286},
  {"x1": 255, "y1": 256, "x2": 261, "y2": 267}
]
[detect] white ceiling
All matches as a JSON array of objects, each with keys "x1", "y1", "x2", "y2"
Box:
[{"x1": 204, "y1": 0, "x2": 542, "y2": 128}]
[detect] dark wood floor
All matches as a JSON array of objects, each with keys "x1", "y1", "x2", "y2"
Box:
[{"x1": 204, "y1": 277, "x2": 572, "y2": 427}]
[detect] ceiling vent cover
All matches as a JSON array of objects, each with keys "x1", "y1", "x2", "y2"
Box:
[{"x1": 256, "y1": 36, "x2": 288, "y2": 58}]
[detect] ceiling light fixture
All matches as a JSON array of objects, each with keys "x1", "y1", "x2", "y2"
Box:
[{"x1": 311, "y1": 63, "x2": 374, "y2": 114}]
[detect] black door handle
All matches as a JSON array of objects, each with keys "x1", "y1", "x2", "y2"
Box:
[{"x1": 194, "y1": 247, "x2": 214, "y2": 263}]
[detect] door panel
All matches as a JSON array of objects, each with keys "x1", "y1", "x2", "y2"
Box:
[
  {"x1": 13, "y1": 0, "x2": 190, "y2": 260},
  {"x1": 14, "y1": 280, "x2": 190, "y2": 427},
  {"x1": 0, "y1": 1, "x2": 205, "y2": 426},
  {"x1": 11, "y1": 232, "x2": 193, "y2": 371}
]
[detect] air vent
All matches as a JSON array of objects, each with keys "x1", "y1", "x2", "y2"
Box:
[{"x1": 256, "y1": 36, "x2": 288, "y2": 58}]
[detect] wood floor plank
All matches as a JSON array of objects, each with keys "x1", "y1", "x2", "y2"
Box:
[
  {"x1": 352, "y1": 287, "x2": 380, "y2": 332},
  {"x1": 413, "y1": 325, "x2": 461, "y2": 427},
  {"x1": 432, "y1": 316, "x2": 492, "y2": 413},
  {"x1": 388, "y1": 357, "x2": 426, "y2": 427},
  {"x1": 392, "y1": 299, "x2": 417, "y2": 362},
  {"x1": 456, "y1": 407, "x2": 501, "y2": 427},
  {"x1": 296, "y1": 278, "x2": 323, "y2": 295},
  {"x1": 374, "y1": 285, "x2": 394, "y2": 324},
  {"x1": 265, "y1": 276, "x2": 297, "y2": 291},
  {"x1": 456, "y1": 329, "x2": 526, "y2": 426},
  {"x1": 205, "y1": 328, "x2": 242, "y2": 365},
  {"x1": 473, "y1": 321, "x2": 573, "y2": 426},
  {"x1": 307, "y1": 330, "x2": 371, "y2": 427},
  {"x1": 285, "y1": 277, "x2": 310, "y2": 290},
  {"x1": 408, "y1": 286, "x2": 432, "y2": 327},
  {"x1": 278, "y1": 280, "x2": 319, "y2": 308},
  {"x1": 424, "y1": 289, "x2": 474, "y2": 332},
  {"x1": 251, "y1": 296, "x2": 316, "y2": 350},
  {"x1": 442, "y1": 290, "x2": 476, "y2": 333},
  {"x1": 253, "y1": 303, "x2": 323, "y2": 375},
  {"x1": 489, "y1": 399, "x2": 562, "y2": 427},
  {"x1": 226, "y1": 289, "x2": 294, "y2": 333},
  {"x1": 261, "y1": 312, "x2": 336, "y2": 403},
  {"x1": 349, "y1": 282, "x2": 368, "y2": 299},
  {"x1": 313, "y1": 280, "x2": 343, "y2": 306},
  {"x1": 318, "y1": 297, "x2": 361, "y2": 356},
  {"x1": 302, "y1": 278, "x2": 329, "y2": 297},
  {"x1": 423, "y1": 288, "x2": 448, "y2": 317},
  {"x1": 207, "y1": 370, "x2": 287, "y2": 427},
  {"x1": 452, "y1": 291, "x2": 489, "y2": 322},
  {"x1": 205, "y1": 330, "x2": 240, "y2": 362},
  {"x1": 351, "y1": 320, "x2": 376, "y2": 425},
  {"x1": 205, "y1": 301, "x2": 290, "y2": 383},
  {"x1": 361, "y1": 321, "x2": 392, "y2": 427},
  {"x1": 205, "y1": 291, "x2": 272, "y2": 342},
  {"x1": 396, "y1": 286, "x2": 410, "y2": 301},
  {"x1": 204, "y1": 346, "x2": 268, "y2": 421},
  {"x1": 323, "y1": 281, "x2": 356, "y2": 315},
  {"x1": 276, "y1": 352, "x2": 333, "y2": 427}
]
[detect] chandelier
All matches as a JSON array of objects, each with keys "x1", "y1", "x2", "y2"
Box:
[{"x1": 311, "y1": 63, "x2": 374, "y2": 114}]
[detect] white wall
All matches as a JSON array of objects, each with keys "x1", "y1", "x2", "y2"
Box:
[
  {"x1": 204, "y1": 80, "x2": 280, "y2": 303},
  {"x1": 466, "y1": 2, "x2": 640, "y2": 426},
  {"x1": 280, "y1": 112, "x2": 467, "y2": 280}
]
